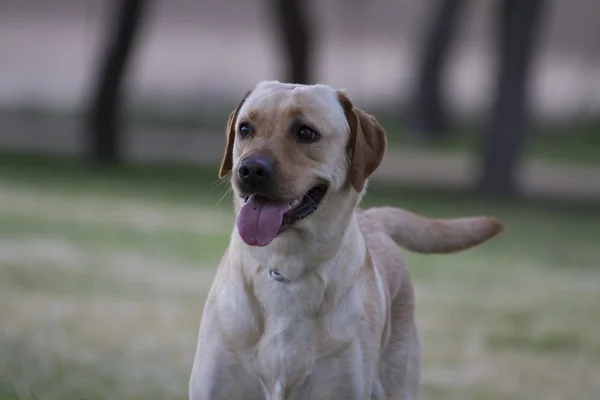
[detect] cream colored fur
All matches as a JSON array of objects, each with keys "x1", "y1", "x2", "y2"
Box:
[{"x1": 189, "y1": 81, "x2": 503, "y2": 400}]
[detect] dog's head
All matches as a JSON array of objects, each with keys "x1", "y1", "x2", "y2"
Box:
[{"x1": 219, "y1": 81, "x2": 386, "y2": 247}]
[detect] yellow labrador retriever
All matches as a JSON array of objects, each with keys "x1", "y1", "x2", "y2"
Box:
[{"x1": 190, "y1": 81, "x2": 503, "y2": 400}]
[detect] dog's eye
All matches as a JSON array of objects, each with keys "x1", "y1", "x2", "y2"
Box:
[
  {"x1": 296, "y1": 126, "x2": 320, "y2": 143},
  {"x1": 238, "y1": 123, "x2": 253, "y2": 138}
]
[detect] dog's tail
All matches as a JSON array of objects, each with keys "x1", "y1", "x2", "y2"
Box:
[{"x1": 363, "y1": 207, "x2": 504, "y2": 254}]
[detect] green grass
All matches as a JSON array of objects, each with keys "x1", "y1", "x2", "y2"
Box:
[
  {"x1": 3, "y1": 104, "x2": 600, "y2": 166},
  {"x1": 127, "y1": 108, "x2": 600, "y2": 166},
  {"x1": 376, "y1": 112, "x2": 600, "y2": 166},
  {"x1": 1, "y1": 154, "x2": 599, "y2": 400}
]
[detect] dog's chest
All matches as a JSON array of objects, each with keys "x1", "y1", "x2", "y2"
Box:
[
  {"x1": 252, "y1": 277, "x2": 366, "y2": 393},
  {"x1": 217, "y1": 268, "x2": 366, "y2": 394}
]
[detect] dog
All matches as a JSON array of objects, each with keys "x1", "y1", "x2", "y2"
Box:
[{"x1": 189, "y1": 81, "x2": 503, "y2": 400}]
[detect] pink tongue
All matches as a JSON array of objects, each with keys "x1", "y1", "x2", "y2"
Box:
[{"x1": 237, "y1": 196, "x2": 289, "y2": 246}]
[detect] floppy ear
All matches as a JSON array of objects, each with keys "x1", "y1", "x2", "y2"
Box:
[
  {"x1": 218, "y1": 89, "x2": 253, "y2": 178},
  {"x1": 337, "y1": 92, "x2": 387, "y2": 192}
]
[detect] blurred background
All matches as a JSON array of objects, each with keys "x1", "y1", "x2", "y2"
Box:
[{"x1": 0, "y1": 0, "x2": 599, "y2": 399}]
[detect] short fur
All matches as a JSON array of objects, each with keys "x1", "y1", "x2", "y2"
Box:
[{"x1": 190, "y1": 81, "x2": 504, "y2": 400}]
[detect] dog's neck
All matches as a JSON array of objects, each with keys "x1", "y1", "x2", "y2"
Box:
[
  {"x1": 229, "y1": 188, "x2": 365, "y2": 283},
  {"x1": 236, "y1": 217, "x2": 363, "y2": 277}
]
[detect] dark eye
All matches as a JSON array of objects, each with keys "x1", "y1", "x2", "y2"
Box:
[
  {"x1": 238, "y1": 122, "x2": 253, "y2": 138},
  {"x1": 296, "y1": 126, "x2": 320, "y2": 143}
]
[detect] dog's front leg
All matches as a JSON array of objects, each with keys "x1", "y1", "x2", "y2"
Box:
[
  {"x1": 301, "y1": 339, "x2": 375, "y2": 400},
  {"x1": 189, "y1": 303, "x2": 263, "y2": 400}
]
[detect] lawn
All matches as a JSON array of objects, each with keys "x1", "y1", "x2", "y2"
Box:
[
  {"x1": 4, "y1": 105, "x2": 600, "y2": 167},
  {"x1": 1, "y1": 154, "x2": 599, "y2": 400}
]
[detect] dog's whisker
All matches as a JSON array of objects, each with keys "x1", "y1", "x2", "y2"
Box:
[
  {"x1": 212, "y1": 174, "x2": 232, "y2": 189},
  {"x1": 305, "y1": 193, "x2": 318, "y2": 208},
  {"x1": 215, "y1": 186, "x2": 233, "y2": 207}
]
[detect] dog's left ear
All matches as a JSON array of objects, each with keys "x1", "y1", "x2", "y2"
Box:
[
  {"x1": 218, "y1": 89, "x2": 253, "y2": 178},
  {"x1": 337, "y1": 91, "x2": 387, "y2": 192}
]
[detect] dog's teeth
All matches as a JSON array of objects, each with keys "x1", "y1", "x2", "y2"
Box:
[{"x1": 290, "y1": 199, "x2": 301, "y2": 208}]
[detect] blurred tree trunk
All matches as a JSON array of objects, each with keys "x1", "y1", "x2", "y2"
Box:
[
  {"x1": 87, "y1": 0, "x2": 148, "y2": 163},
  {"x1": 477, "y1": 0, "x2": 546, "y2": 196},
  {"x1": 409, "y1": 0, "x2": 465, "y2": 138},
  {"x1": 270, "y1": 0, "x2": 312, "y2": 84}
]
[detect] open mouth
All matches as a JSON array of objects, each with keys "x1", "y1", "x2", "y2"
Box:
[{"x1": 237, "y1": 184, "x2": 328, "y2": 247}]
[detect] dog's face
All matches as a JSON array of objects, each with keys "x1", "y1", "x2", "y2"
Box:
[{"x1": 219, "y1": 81, "x2": 386, "y2": 247}]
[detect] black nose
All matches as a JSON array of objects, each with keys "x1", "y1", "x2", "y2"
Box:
[{"x1": 238, "y1": 156, "x2": 274, "y2": 189}]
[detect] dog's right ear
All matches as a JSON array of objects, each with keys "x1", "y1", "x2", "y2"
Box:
[{"x1": 218, "y1": 89, "x2": 253, "y2": 178}]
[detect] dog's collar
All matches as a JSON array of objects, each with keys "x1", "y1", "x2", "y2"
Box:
[{"x1": 269, "y1": 269, "x2": 289, "y2": 283}]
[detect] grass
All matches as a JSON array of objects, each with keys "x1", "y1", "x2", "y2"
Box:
[
  {"x1": 375, "y1": 113, "x2": 600, "y2": 166},
  {"x1": 3, "y1": 104, "x2": 600, "y2": 166},
  {"x1": 1, "y1": 154, "x2": 599, "y2": 400}
]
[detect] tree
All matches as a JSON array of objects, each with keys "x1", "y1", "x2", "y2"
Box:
[
  {"x1": 477, "y1": 0, "x2": 546, "y2": 196},
  {"x1": 87, "y1": 0, "x2": 148, "y2": 163},
  {"x1": 408, "y1": 0, "x2": 466, "y2": 138},
  {"x1": 270, "y1": 0, "x2": 313, "y2": 84}
]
